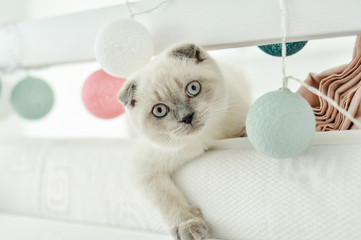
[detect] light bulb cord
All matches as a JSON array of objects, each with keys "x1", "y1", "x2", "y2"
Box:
[
  {"x1": 280, "y1": 0, "x2": 288, "y2": 88},
  {"x1": 126, "y1": 0, "x2": 169, "y2": 18}
]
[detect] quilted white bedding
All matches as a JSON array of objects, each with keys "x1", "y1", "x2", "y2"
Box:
[{"x1": 0, "y1": 130, "x2": 361, "y2": 240}]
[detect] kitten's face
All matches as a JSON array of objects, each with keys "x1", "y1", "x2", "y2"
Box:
[{"x1": 119, "y1": 43, "x2": 225, "y2": 147}]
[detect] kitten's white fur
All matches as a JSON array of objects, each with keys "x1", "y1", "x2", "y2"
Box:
[{"x1": 118, "y1": 43, "x2": 250, "y2": 240}]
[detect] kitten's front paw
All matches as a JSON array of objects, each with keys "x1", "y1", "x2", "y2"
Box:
[{"x1": 175, "y1": 218, "x2": 209, "y2": 240}]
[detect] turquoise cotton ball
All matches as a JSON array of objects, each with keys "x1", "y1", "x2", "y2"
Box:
[
  {"x1": 258, "y1": 41, "x2": 307, "y2": 57},
  {"x1": 246, "y1": 88, "x2": 315, "y2": 159},
  {"x1": 11, "y1": 76, "x2": 54, "y2": 120}
]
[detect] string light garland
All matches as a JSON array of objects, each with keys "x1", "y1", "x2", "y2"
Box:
[
  {"x1": 246, "y1": 0, "x2": 315, "y2": 159},
  {"x1": 1, "y1": 2, "x2": 173, "y2": 122},
  {"x1": 246, "y1": 0, "x2": 361, "y2": 159}
]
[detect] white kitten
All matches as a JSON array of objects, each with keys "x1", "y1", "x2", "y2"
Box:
[{"x1": 118, "y1": 43, "x2": 250, "y2": 240}]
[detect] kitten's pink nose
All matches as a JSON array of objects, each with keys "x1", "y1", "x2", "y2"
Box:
[{"x1": 180, "y1": 112, "x2": 194, "y2": 124}]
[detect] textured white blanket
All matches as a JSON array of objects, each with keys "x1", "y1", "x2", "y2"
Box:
[{"x1": 0, "y1": 131, "x2": 361, "y2": 240}]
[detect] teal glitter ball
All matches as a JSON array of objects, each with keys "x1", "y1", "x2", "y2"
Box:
[
  {"x1": 11, "y1": 76, "x2": 54, "y2": 120},
  {"x1": 258, "y1": 41, "x2": 308, "y2": 57},
  {"x1": 246, "y1": 88, "x2": 315, "y2": 159}
]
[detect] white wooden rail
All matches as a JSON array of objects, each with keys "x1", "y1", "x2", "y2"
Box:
[{"x1": 0, "y1": 0, "x2": 361, "y2": 70}]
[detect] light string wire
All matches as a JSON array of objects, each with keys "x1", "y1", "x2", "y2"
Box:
[
  {"x1": 279, "y1": 0, "x2": 361, "y2": 129},
  {"x1": 126, "y1": 0, "x2": 169, "y2": 18},
  {"x1": 280, "y1": 0, "x2": 288, "y2": 88}
]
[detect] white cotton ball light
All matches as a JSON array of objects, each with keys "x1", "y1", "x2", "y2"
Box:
[
  {"x1": 246, "y1": 88, "x2": 316, "y2": 159},
  {"x1": 95, "y1": 18, "x2": 153, "y2": 77}
]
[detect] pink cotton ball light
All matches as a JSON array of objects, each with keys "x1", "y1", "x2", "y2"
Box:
[{"x1": 82, "y1": 69, "x2": 126, "y2": 119}]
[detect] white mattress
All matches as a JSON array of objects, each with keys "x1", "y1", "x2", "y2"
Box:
[
  {"x1": 0, "y1": 130, "x2": 361, "y2": 240},
  {"x1": 0, "y1": 213, "x2": 171, "y2": 240}
]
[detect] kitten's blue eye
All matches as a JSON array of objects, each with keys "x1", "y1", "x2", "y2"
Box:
[
  {"x1": 152, "y1": 104, "x2": 169, "y2": 118},
  {"x1": 186, "y1": 81, "x2": 201, "y2": 97}
]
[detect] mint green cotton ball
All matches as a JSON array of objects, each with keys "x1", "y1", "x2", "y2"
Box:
[
  {"x1": 11, "y1": 76, "x2": 54, "y2": 120},
  {"x1": 246, "y1": 88, "x2": 315, "y2": 159}
]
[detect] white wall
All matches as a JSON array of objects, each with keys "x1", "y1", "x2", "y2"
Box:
[
  {"x1": 25, "y1": 0, "x2": 126, "y2": 19},
  {"x1": 0, "y1": 0, "x2": 29, "y2": 24},
  {"x1": 0, "y1": 0, "x2": 126, "y2": 22}
]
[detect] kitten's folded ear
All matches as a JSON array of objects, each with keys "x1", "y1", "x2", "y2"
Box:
[
  {"x1": 168, "y1": 43, "x2": 208, "y2": 63},
  {"x1": 118, "y1": 79, "x2": 137, "y2": 108}
]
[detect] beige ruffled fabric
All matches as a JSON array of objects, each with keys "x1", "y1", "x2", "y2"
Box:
[{"x1": 298, "y1": 37, "x2": 361, "y2": 131}]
